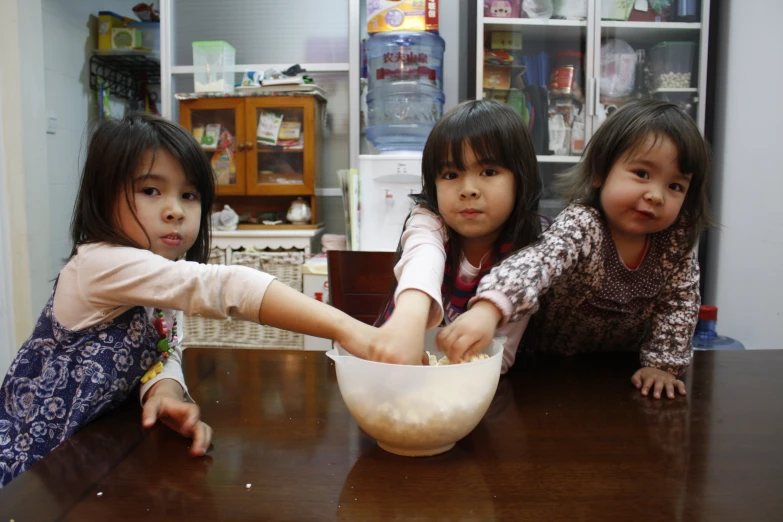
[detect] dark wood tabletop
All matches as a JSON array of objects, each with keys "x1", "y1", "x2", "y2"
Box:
[{"x1": 1, "y1": 348, "x2": 782, "y2": 521}]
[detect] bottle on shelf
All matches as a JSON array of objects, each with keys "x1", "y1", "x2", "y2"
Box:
[{"x1": 692, "y1": 305, "x2": 745, "y2": 350}]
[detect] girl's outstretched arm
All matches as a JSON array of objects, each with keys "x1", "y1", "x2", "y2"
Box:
[
  {"x1": 259, "y1": 280, "x2": 377, "y2": 360},
  {"x1": 369, "y1": 207, "x2": 448, "y2": 365},
  {"x1": 368, "y1": 289, "x2": 432, "y2": 365},
  {"x1": 438, "y1": 205, "x2": 602, "y2": 361}
]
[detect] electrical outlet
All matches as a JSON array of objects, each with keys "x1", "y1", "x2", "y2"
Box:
[
  {"x1": 47, "y1": 115, "x2": 58, "y2": 135},
  {"x1": 396, "y1": 163, "x2": 408, "y2": 173}
]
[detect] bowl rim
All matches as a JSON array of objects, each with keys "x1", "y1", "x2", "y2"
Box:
[{"x1": 327, "y1": 338, "x2": 503, "y2": 370}]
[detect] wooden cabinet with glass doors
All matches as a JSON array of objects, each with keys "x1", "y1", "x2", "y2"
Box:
[{"x1": 178, "y1": 93, "x2": 324, "y2": 226}]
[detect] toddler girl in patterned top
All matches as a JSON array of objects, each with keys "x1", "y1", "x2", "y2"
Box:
[
  {"x1": 367, "y1": 100, "x2": 542, "y2": 372},
  {"x1": 437, "y1": 100, "x2": 714, "y2": 400},
  {"x1": 0, "y1": 114, "x2": 375, "y2": 487}
]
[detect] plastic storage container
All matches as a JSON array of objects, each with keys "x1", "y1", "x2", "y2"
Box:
[
  {"x1": 192, "y1": 40, "x2": 236, "y2": 94},
  {"x1": 692, "y1": 305, "x2": 746, "y2": 350},
  {"x1": 649, "y1": 41, "x2": 696, "y2": 90},
  {"x1": 328, "y1": 328, "x2": 503, "y2": 456},
  {"x1": 600, "y1": 39, "x2": 637, "y2": 97},
  {"x1": 652, "y1": 90, "x2": 697, "y2": 120},
  {"x1": 366, "y1": 31, "x2": 445, "y2": 90},
  {"x1": 128, "y1": 21, "x2": 160, "y2": 52}
]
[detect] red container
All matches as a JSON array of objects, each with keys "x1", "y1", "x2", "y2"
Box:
[{"x1": 549, "y1": 50, "x2": 584, "y2": 100}]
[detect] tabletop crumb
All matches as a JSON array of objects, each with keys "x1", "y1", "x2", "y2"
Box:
[
  {"x1": 246, "y1": 484, "x2": 252, "y2": 489},
  {"x1": 97, "y1": 492, "x2": 103, "y2": 496}
]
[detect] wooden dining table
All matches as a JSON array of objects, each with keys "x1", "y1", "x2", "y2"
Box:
[{"x1": 1, "y1": 347, "x2": 781, "y2": 521}]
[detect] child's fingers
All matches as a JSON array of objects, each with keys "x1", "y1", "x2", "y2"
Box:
[
  {"x1": 435, "y1": 327, "x2": 457, "y2": 354},
  {"x1": 189, "y1": 422, "x2": 213, "y2": 457},
  {"x1": 640, "y1": 376, "x2": 654, "y2": 396},
  {"x1": 665, "y1": 381, "x2": 675, "y2": 399},
  {"x1": 675, "y1": 379, "x2": 687, "y2": 396},
  {"x1": 449, "y1": 334, "x2": 476, "y2": 363},
  {"x1": 141, "y1": 398, "x2": 162, "y2": 428},
  {"x1": 630, "y1": 371, "x2": 642, "y2": 389},
  {"x1": 464, "y1": 338, "x2": 488, "y2": 361},
  {"x1": 159, "y1": 399, "x2": 201, "y2": 437},
  {"x1": 178, "y1": 405, "x2": 202, "y2": 437},
  {"x1": 652, "y1": 379, "x2": 665, "y2": 399}
]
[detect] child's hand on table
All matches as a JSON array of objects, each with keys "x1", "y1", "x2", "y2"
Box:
[
  {"x1": 142, "y1": 379, "x2": 213, "y2": 456},
  {"x1": 631, "y1": 367, "x2": 687, "y2": 399}
]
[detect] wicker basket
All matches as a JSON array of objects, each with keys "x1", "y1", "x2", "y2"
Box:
[{"x1": 183, "y1": 248, "x2": 306, "y2": 349}]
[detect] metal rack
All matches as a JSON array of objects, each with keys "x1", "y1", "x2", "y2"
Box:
[{"x1": 89, "y1": 52, "x2": 161, "y2": 101}]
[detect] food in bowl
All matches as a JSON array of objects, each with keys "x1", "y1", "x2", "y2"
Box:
[
  {"x1": 426, "y1": 351, "x2": 489, "y2": 366},
  {"x1": 327, "y1": 329, "x2": 502, "y2": 457}
]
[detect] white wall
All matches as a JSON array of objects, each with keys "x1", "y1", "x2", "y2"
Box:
[
  {"x1": 42, "y1": 0, "x2": 136, "y2": 289},
  {"x1": 0, "y1": 88, "x2": 19, "y2": 375},
  {"x1": 705, "y1": 0, "x2": 783, "y2": 349},
  {"x1": 19, "y1": 0, "x2": 51, "y2": 327},
  {"x1": 2, "y1": 0, "x2": 35, "y2": 348}
]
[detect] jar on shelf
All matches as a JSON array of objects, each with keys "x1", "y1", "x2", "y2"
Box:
[{"x1": 549, "y1": 50, "x2": 584, "y2": 102}]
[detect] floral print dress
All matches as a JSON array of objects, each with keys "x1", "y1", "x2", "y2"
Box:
[
  {"x1": 0, "y1": 279, "x2": 158, "y2": 487},
  {"x1": 476, "y1": 204, "x2": 700, "y2": 375}
]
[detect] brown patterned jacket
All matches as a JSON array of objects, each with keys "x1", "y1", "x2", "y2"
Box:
[{"x1": 475, "y1": 204, "x2": 699, "y2": 375}]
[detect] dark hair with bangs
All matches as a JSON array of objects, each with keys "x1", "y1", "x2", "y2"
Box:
[
  {"x1": 69, "y1": 113, "x2": 215, "y2": 263},
  {"x1": 417, "y1": 99, "x2": 542, "y2": 297},
  {"x1": 557, "y1": 99, "x2": 714, "y2": 248}
]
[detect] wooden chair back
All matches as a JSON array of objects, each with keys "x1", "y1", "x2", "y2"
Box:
[{"x1": 327, "y1": 250, "x2": 396, "y2": 325}]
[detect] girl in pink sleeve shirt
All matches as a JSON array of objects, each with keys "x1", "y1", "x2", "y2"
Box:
[
  {"x1": 368, "y1": 100, "x2": 542, "y2": 372},
  {"x1": 0, "y1": 114, "x2": 375, "y2": 487}
]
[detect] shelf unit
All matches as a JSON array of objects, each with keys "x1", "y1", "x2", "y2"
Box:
[
  {"x1": 89, "y1": 52, "x2": 161, "y2": 102},
  {"x1": 475, "y1": 0, "x2": 711, "y2": 212},
  {"x1": 475, "y1": 3, "x2": 710, "y2": 152}
]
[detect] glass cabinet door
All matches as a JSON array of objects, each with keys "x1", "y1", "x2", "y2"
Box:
[
  {"x1": 179, "y1": 98, "x2": 246, "y2": 195},
  {"x1": 595, "y1": 2, "x2": 705, "y2": 132},
  {"x1": 478, "y1": 7, "x2": 589, "y2": 161},
  {"x1": 477, "y1": 1, "x2": 590, "y2": 218},
  {"x1": 244, "y1": 96, "x2": 318, "y2": 196}
]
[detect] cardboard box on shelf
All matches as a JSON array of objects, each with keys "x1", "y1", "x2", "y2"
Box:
[{"x1": 367, "y1": 0, "x2": 439, "y2": 33}]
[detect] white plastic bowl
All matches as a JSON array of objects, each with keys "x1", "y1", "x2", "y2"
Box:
[{"x1": 327, "y1": 329, "x2": 503, "y2": 457}]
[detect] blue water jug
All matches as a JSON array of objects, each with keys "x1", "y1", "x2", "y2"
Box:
[
  {"x1": 366, "y1": 82, "x2": 444, "y2": 152},
  {"x1": 692, "y1": 305, "x2": 745, "y2": 350},
  {"x1": 366, "y1": 31, "x2": 445, "y2": 91}
]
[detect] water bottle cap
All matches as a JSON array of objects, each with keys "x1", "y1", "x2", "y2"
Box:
[{"x1": 699, "y1": 305, "x2": 718, "y2": 321}]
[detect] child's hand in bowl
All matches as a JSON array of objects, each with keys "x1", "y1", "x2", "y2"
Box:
[
  {"x1": 436, "y1": 301, "x2": 501, "y2": 362},
  {"x1": 367, "y1": 314, "x2": 428, "y2": 365},
  {"x1": 365, "y1": 289, "x2": 433, "y2": 365}
]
